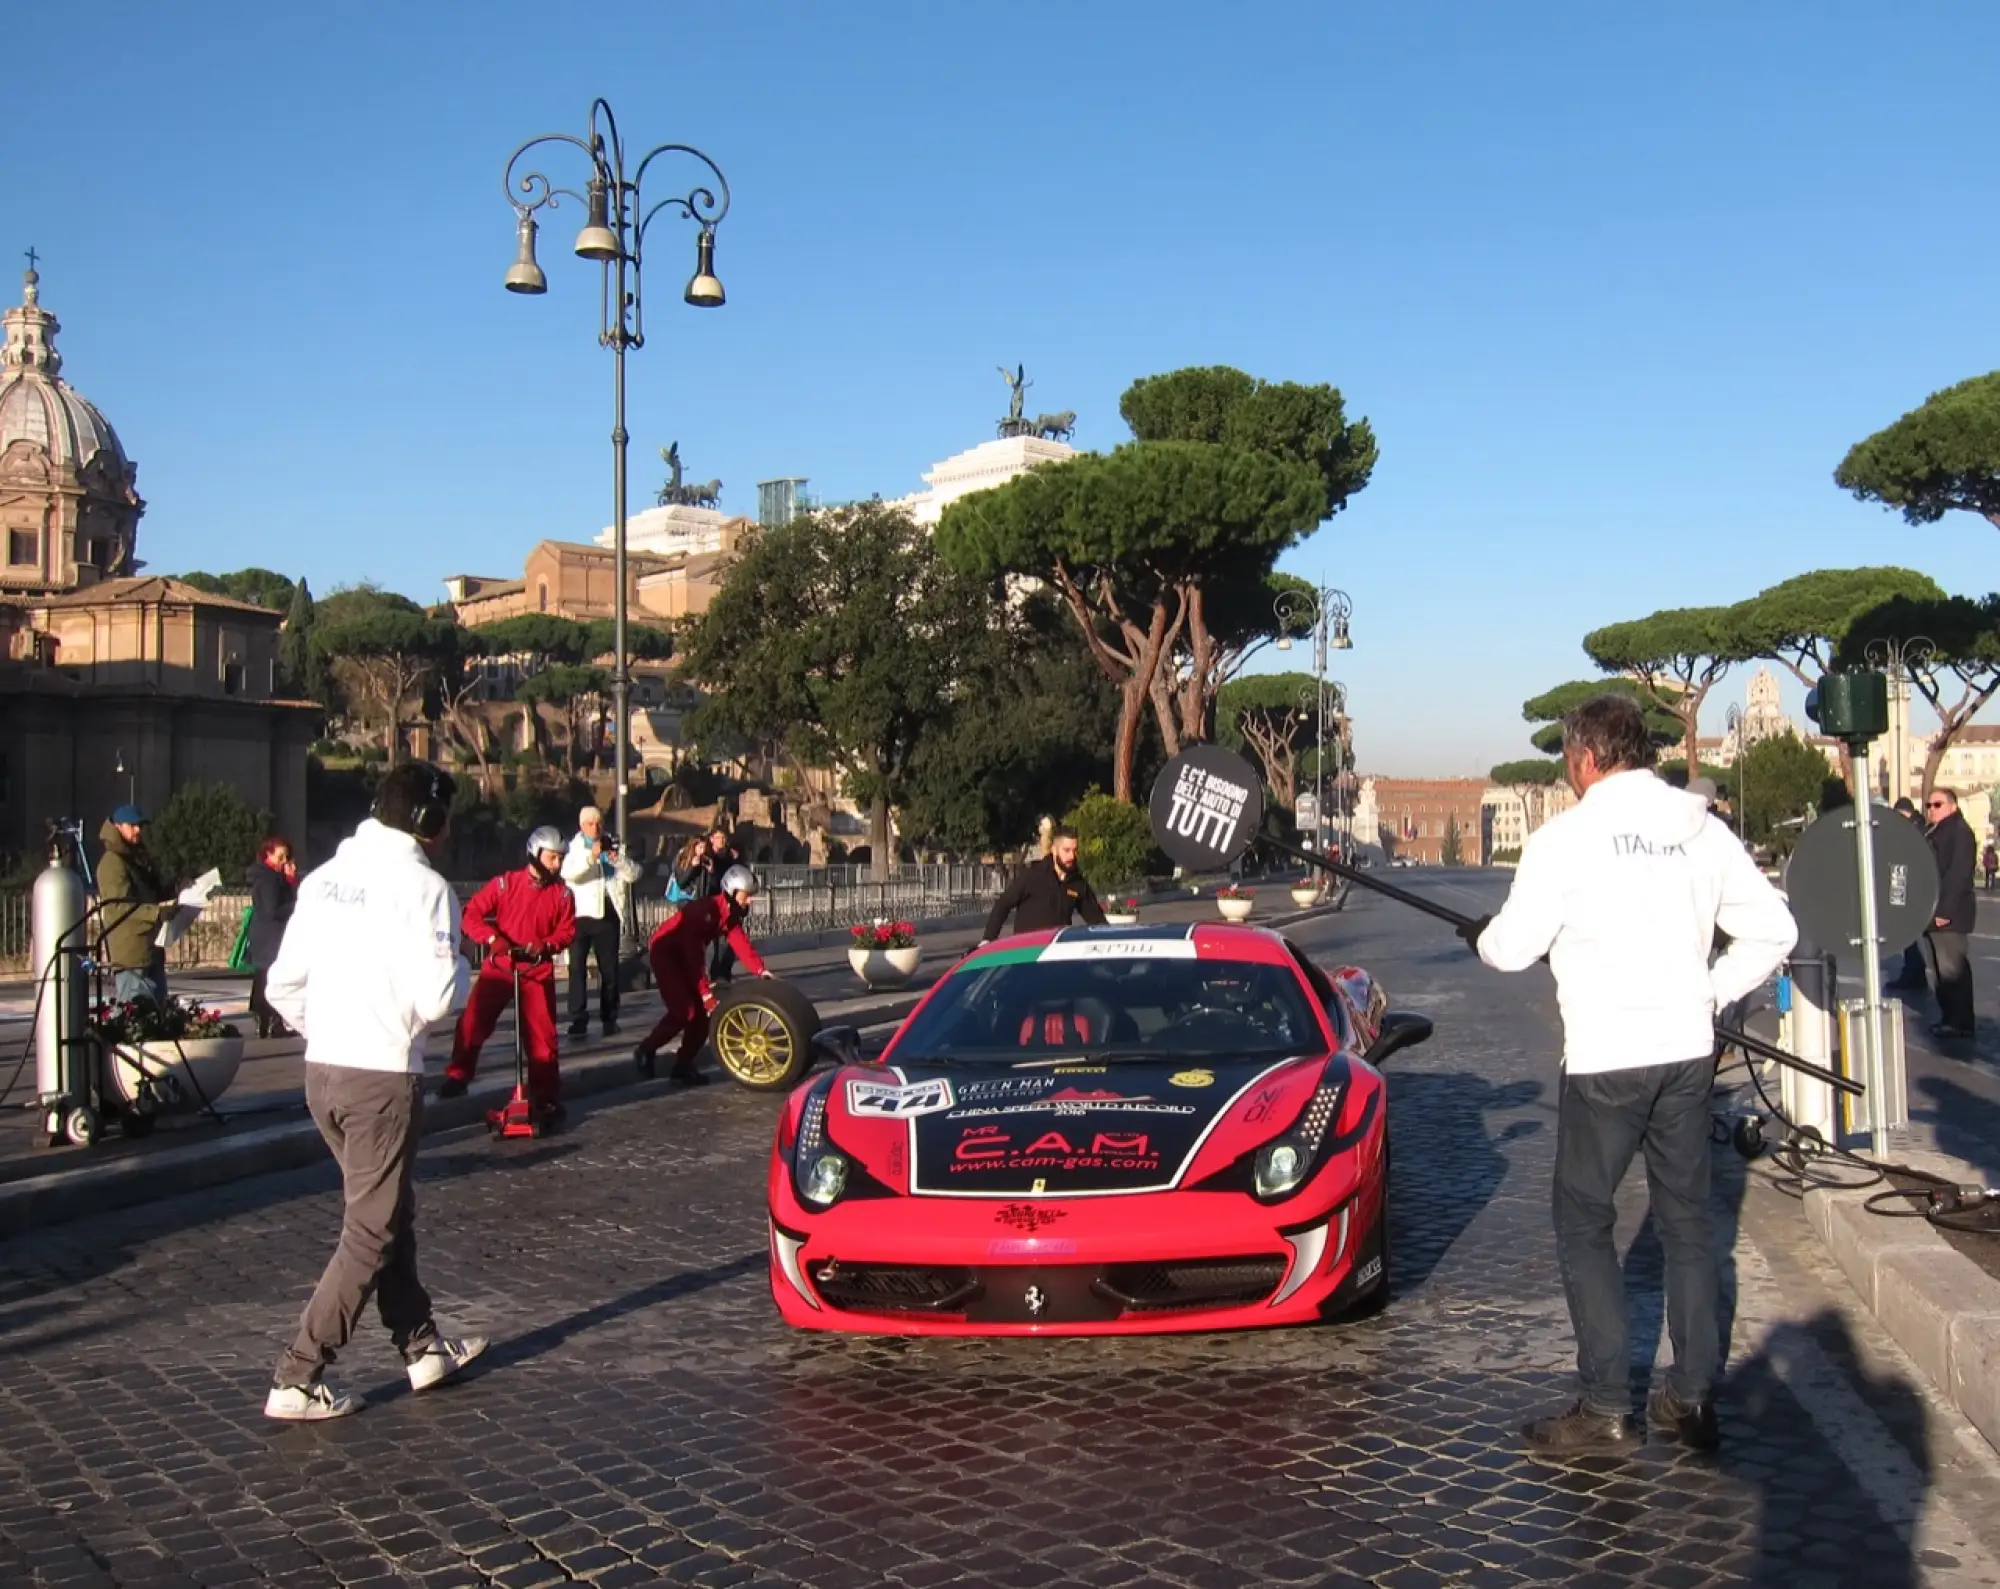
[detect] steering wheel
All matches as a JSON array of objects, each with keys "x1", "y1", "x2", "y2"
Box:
[{"x1": 1161, "y1": 1005, "x2": 1263, "y2": 1046}]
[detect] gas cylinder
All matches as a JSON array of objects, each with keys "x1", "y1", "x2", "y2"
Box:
[{"x1": 32, "y1": 829, "x2": 93, "y2": 1143}]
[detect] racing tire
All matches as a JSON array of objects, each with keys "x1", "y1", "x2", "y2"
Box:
[{"x1": 709, "y1": 979, "x2": 820, "y2": 1091}]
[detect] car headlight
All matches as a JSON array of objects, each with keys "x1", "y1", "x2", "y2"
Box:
[
  {"x1": 801, "y1": 1151, "x2": 850, "y2": 1208},
  {"x1": 1254, "y1": 1141, "x2": 1308, "y2": 1200}
]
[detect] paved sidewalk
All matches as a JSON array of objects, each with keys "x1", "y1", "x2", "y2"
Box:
[
  {"x1": 0, "y1": 893, "x2": 1336, "y2": 1237},
  {"x1": 1796, "y1": 954, "x2": 2000, "y2": 1457}
]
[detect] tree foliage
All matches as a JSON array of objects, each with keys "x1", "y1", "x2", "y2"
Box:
[
  {"x1": 938, "y1": 364, "x2": 1374, "y2": 799},
  {"x1": 278, "y1": 578, "x2": 321, "y2": 702},
  {"x1": 1215, "y1": 670, "x2": 1333, "y2": 811},
  {"x1": 897, "y1": 592, "x2": 1123, "y2": 858},
  {"x1": 1582, "y1": 608, "x2": 1743, "y2": 773},
  {"x1": 1490, "y1": 757, "x2": 1564, "y2": 786},
  {"x1": 150, "y1": 781, "x2": 271, "y2": 887},
  {"x1": 314, "y1": 608, "x2": 461, "y2": 763},
  {"x1": 1836, "y1": 593, "x2": 2000, "y2": 796},
  {"x1": 516, "y1": 663, "x2": 610, "y2": 772},
  {"x1": 1064, "y1": 790, "x2": 1157, "y2": 890},
  {"x1": 1722, "y1": 567, "x2": 1944, "y2": 688},
  {"x1": 1521, "y1": 678, "x2": 1682, "y2": 755},
  {"x1": 680, "y1": 503, "x2": 996, "y2": 877},
  {"x1": 1734, "y1": 734, "x2": 1840, "y2": 856},
  {"x1": 1441, "y1": 813, "x2": 1464, "y2": 867},
  {"x1": 1835, "y1": 372, "x2": 2000, "y2": 531},
  {"x1": 176, "y1": 567, "x2": 297, "y2": 611}
]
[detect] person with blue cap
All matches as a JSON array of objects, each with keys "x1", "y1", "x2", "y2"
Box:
[{"x1": 96, "y1": 803, "x2": 174, "y2": 1007}]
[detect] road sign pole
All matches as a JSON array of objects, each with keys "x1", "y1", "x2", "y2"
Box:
[{"x1": 1847, "y1": 758, "x2": 1890, "y2": 1156}]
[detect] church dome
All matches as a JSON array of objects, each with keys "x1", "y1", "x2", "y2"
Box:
[{"x1": 0, "y1": 262, "x2": 130, "y2": 478}]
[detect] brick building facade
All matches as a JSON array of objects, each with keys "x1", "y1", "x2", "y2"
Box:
[{"x1": 1365, "y1": 777, "x2": 1491, "y2": 865}]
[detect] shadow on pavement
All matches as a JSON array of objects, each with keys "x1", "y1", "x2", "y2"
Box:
[
  {"x1": 1914, "y1": 1073, "x2": 2000, "y2": 1182},
  {"x1": 1385, "y1": 1069, "x2": 1542, "y2": 1293},
  {"x1": 463, "y1": 1251, "x2": 766, "y2": 1379},
  {"x1": 1726, "y1": 1309, "x2": 1931, "y2": 1588},
  {"x1": 0, "y1": 1134, "x2": 583, "y2": 1350}
]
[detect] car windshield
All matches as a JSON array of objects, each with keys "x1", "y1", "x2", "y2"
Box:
[{"x1": 891, "y1": 952, "x2": 1331, "y2": 1065}]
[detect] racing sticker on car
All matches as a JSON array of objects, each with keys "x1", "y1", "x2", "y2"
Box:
[
  {"x1": 1040, "y1": 937, "x2": 1198, "y2": 962},
  {"x1": 846, "y1": 1077, "x2": 957, "y2": 1117},
  {"x1": 909, "y1": 1059, "x2": 1294, "y2": 1197}
]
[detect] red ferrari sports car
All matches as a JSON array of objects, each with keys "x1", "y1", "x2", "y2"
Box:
[{"x1": 767, "y1": 921, "x2": 1432, "y2": 1334}]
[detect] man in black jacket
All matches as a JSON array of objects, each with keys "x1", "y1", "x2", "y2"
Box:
[
  {"x1": 982, "y1": 827, "x2": 1107, "y2": 942},
  {"x1": 1887, "y1": 798, "x2": 1930, "y2": 991},
  {"x1": 1924, "y1": 787, "x2": 1978, "y2": 1039}
]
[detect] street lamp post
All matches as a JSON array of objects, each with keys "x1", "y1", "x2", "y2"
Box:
[
  {"x1": 1863, "y1": 634, "x2": 1935, "y2": 804},
  {"x1": 114, "y1": 750, "x2": 134, "y2": 806},
  {"x1": 501, "y1": 100, "x2": 730, "y2": 848},
  {"x1": 1724, "y1": 704, "x2": 1747, "y2": 841},
  {"x1": 1274, "y1": 585, "x2": 1353, "y2": 866}
]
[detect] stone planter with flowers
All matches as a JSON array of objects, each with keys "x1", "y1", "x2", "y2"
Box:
[
  {"x1": 1215, "y1": 884, "x2": 1255, "y2": 922},
  {"x1": 849, "y1": 919, "x2": 921, "y2": 988},
  {"x1": 1103, "y1": 896, "x2": 1141, "y2": 926},
  {"x1": 96, "y1": 997, "x2": 245, "y2": 1121}
]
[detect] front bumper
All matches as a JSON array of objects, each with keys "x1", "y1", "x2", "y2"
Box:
[{"x1": 767, "y1": 1169, "x2": 1383, "y2": 1335}]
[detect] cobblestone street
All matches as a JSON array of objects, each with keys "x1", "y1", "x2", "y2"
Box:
[{"x1": 4, "y1": 880, "x2": 1999, "y2": 1588}]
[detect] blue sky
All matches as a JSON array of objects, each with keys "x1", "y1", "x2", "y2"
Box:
[{"x1": 9, "y1": 0, "x2": 1999, "y2": 774}]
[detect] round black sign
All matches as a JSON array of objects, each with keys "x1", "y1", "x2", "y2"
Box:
[
  {"x1": 1784, "y1": 803, "x2": 1939, "y2": 957},
  {"x1": 1149, "y1": 745, "x2": 1267, "y2": 872}
]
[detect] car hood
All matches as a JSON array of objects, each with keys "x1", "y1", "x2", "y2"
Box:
[{"x1": 824, "y1": 1056, "x2": 1329, "y2": 1198}]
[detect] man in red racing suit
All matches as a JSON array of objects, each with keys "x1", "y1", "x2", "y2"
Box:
[
  {"x1": 440, "y1": 828, "x2": 577, "y2": 1111},
  {"x1": 635, "y1": 863, "x2": 770, "y2": 1086}
]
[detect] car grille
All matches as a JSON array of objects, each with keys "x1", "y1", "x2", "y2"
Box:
[
  {"x1": 1094, "y1": 1258, "x2": 1288, "y2": 1312},
  {"x1": 808, "y1": 1257, "x2": 1288, "y2": 1321},
  {"x1": 811, "y1": 1262, "x2": 980, "y2": 1313}
]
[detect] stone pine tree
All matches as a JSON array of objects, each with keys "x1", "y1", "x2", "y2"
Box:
[
  {"x1": 938, "y1": 365, "x2": 1374, "y2": 801},
  {"x1": 1837, "y1": 593, "x2": 2000, "y2": 798},
  {"x1": 1836, "y1": 372, "x2": 2000, "y2": 532},
  {"x1": 1582, "y1": 608, "x2": 1744, "y2": 776}
]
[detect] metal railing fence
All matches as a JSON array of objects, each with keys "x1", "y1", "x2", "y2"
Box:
[{"x1": 0, "y1": 863, "x2": 1012, "y2": 973}]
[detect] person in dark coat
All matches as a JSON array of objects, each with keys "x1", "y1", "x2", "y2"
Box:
[
  {"x1": 701, "y1": 826, "x2": 743, "y2": 985},
  {"x1": 981, "y1": 826, "x2": 1108, "y2": 942},
  {"x1": 1887, "y1": 798, "x2": 1930, "y2": 992},
  {"x1": 247, "y1": 837, "x2": 300, "y2": 1038},
  {"x1": 96, "y1": 805, "x2": 175, "y2": 1007},
  {"x1": 1924, "y1": 788, "x2": 1978, "y2": 1039}
]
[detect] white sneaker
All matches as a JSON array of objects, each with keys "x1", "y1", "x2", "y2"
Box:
[
  {"x1": 407, "y1": 1334, "x2": 487, "y2": 1392},
  {"x1": 264, "y1": 1380, "x2": 360, "y2": 1421}
]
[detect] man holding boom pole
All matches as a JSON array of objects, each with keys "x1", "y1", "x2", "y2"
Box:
[{"x1": 1458, "y1": 695, "x2": 1797, "y2": 1454}]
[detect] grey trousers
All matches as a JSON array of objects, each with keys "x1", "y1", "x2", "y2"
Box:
[{"x1": 274, "y1": 1066, "x2": 436, "y2": 1388}]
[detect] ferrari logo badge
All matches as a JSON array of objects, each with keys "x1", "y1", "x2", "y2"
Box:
[
  {"x1": 1025, "y1": 1285, "x2": 1047, "y2": 1317},
  {"x1": 1170, "y1": 1069, "x2": 1214, "y2": 1088},
  {"x1": 1032, "y1": 1177, "x2": 1047, "y2": 1193}
]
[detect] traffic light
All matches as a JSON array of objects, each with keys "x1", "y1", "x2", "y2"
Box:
[{"x1": 1805, "y1": 671, "x2": 1888, "y2": 746}]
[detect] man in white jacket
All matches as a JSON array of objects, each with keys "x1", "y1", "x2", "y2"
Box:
[
  {"x1": 261, "y1": 762, "x2": 485, "y2": 1420},
  {"x1": 563, "y1": 806, "x2": 633, "y2": 1039},
  {"x1": 1462, "y1": 695, "x2": 1796, "y2": 1454}
]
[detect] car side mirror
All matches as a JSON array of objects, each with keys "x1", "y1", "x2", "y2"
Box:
[
  {"x1": 811, "y1": 1024, "x2": 862, "y2": 1068},
  {"x1": 1364, "y1": 1011, "x2": 1433, "y2": 1067}
]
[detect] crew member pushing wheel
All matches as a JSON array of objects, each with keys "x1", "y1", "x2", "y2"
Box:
[
  {"x1": 439, "y1": 827, "x2": 577, "y2": 1117},
  {"x1": 635, "y1": 864, "x2": 772, "y2": 1086}
]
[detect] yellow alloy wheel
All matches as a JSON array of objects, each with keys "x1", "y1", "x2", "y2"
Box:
[{"x1": 714, "y1": 998, "x2": 795, "y2": 1085}]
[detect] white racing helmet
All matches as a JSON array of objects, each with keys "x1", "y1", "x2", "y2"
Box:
[
  {"x1": 526, "y1": 825, "x2": 566, "y2": 858},
  {"x1": 719, "y1": 863, "x2": 760, "y2": 898}
]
